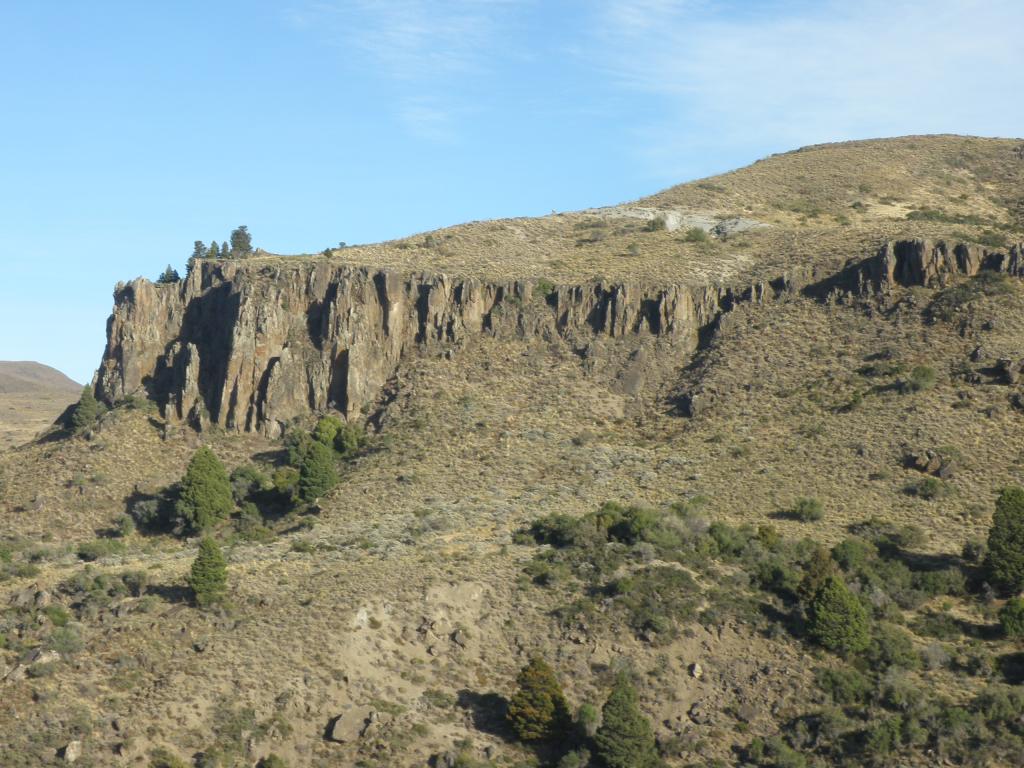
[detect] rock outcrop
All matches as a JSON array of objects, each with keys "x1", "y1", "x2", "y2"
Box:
[
  {"x1": 810, "y1": 239, "x2": 1024, "y2": 298},
  {"x1": 95, "y1": 238, "x2": 1024, "y2": 436},
  {"x1": 97, "y1": 260, "x2": 799, "y2": 436}
]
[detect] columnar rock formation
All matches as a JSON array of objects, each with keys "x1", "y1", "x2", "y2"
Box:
[
  {"x1": 96, "y1": 239, "x2": 1023, "y2": 436},
  {"x1": 96, "y1": 260, "x2": 774, "y2": 436}
]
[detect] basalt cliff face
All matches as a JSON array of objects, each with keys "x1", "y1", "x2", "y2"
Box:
[
  {"x1": 95, "y1": 238, "x2": 1024, "y2": 436},
  {"x1": 95, "y1": 260, "x2": 761, "y2": 437}
]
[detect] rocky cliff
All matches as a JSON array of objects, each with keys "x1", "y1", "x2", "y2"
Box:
[{"x1": 96, "y1": 239, "x2": 1024, "y2": 436}]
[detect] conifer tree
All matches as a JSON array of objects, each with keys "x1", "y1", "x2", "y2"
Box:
[
  {"x1": 206, "y1": 241, "x2": 220, "y2": 258},
  {"x1": 506, "y1": 656, "x2": 571, "y2": 742},
  {"x1": 807, "y1": 575, "x2": 871, "y2": 654},
  {"x1": 593, "y1": 674, "x2": 660, "y2": 768},
  {"x1": 70, "y1": 386, "x2": 101, "y2": 434},
  {"x1": 229, "y1": 225, "x2": 253, "y2": 258},
  {"x1": 191, "y1": 240, "x2": 206, "y2": 261},
  {"x1": 298, "y1": 440, "x2": 338, "y2": 502},
  {"x1": 798, "y1": 545, "x2": 837, "y2": 603},
  {"x1": 156, "y1": 265, "x2": 180, "y2": 283},
  {"x1": 176, "y1": 447, "x2": 234, "y2": 530},
  {"x1": 987, "y1": 486, "x2": 1024, "y2": 593},
  {"x1": 188, "y1": 537, "x2": 227, "y2": 607}
]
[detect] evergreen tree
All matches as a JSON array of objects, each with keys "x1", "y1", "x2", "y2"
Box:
[
  {"x1": 506, "y1": 656, "x2": 571, "y2": 742},
  {"x1": 807, "y1": 575, "x2": 871, "y2": 654},
  {"x1": 156, "y1": 265, "x2": 180, "y2": 284},
  {"x1": 1000, "y1": 597, "x2": 1024, "y2": 639},
  {"x1": 70, "y1": 386, "x2": 101, "y2": 434},
  {"x1": 298, "y1": 440, "x2": 338, "y2": 502},
  {"x1": 186, "y1": 256, "x2": 197, "y2": 279},
  {"x1": 191, "y1": 240, "x2": 206, "y2": 261},
  {"x1": 206, "y1": 241, "x2": 220, "y2": 259},
  {"x1": 987, "y1": 486, "x2": 1024, "y2": 593},
  {"x1": 229, "y1": 225, "x2": 253, "y2": 258},
  {"x1": 176, "y1": 447, "x2": 234, "y2": 530},
  {"x1": 593, "y1": 674, "x2": 660, "y2": 768},
  {"x1": 188, "y1": 537, "x2": 227, "y2": 607},
  {"x1": 798, "y1": 545, "x2": 837, "y2": 603}
]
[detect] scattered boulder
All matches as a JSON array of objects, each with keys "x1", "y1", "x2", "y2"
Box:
[
  {"x1": 997, "y1": 358, "x2": 1021, "y2": 385},
  {"x1": 689, "y1": 662, "x2": 704, "y2": 680},
  {"x1": 328, "y1": 706, "x2": 374, "y2": 743},
  {"x1": 904, "y1": 449, "x2": 955, "y2": 478},
  {"x1": 60, "y1": 740, "x2": 82, "y2": 763}
]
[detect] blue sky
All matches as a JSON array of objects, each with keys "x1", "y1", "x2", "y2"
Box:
[{"x1": 1, "y1": 0, "x2": 1022, "y2": 384}]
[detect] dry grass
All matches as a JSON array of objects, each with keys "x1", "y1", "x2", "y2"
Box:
[
  {"x1": 242, "y1": 135, "x2": 1024, "y2": 287},
  {"x1": 3, "y1": 135, "x2": 1024, "y2": 765}
]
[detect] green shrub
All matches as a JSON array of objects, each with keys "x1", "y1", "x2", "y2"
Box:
[
  {"x1": 901, "y1": 365, "x2": 937, "y2": 393},
  {"x1": 683, "y1": 227, "x2": 708, "y2": 243},
  {"x1": 576, "y1": 702, "x2": 600, "y2": 738},
  {"x1": 987, "y1": 486, "x2": 1024, "y2": 593},
  {"x1": 862, "y1": 716, "x2": 904, "y2": 759},
  {"x1": 272, "y1": 467, "x2": 300, "y2": 499},
  {"x1": 116, "y1": 514, "x2": 136, "y2": 537},
  {"x1": 832, "y1": 537, "x2": 878, "y2": 573},
  {"x1": 506, "y1": 656, "x2": 571, "y2": 742},
  {"x1": 176, "y1": 447, "x2": 234, "y2": 530},
  {"x1": 229, "y1": 465, "x2": 269, "y2": 504},
  {"x1": 535, "y1": 278, "x2": 557, "y2": 298},
  {"x1": 298, "y1": 440, "x2": 338, "y2": 502},
  {"x1": 807, "y1": 576, "x2": 871, "y2": 654},
  {"x1": 1000, "y1": 597, "x2": 1024, "y2": 639},
  {"x1": 44, "y1": 604, "x2": 70, "y2": 627},
  {"x1": 558, "y1": 749, "x2": 592, "y2": 768},
  {"x1": 188, "y1": 537, "x2": 228, "y2": 608},
  {"x1": 70, "y1": 387, "x2": 102, "y2": 434},
  {"x1": 312, "y1": 415, "x2": 343, "y2": 447},
  {"x1": 76, "y1": 538, "x2": 126, "y2": 562},
  {"x1": 285, "y1": 430, "x2": 314, "y2": 466},
  {"x1": 593, "y1": 674, "x2": 660, "y2": 768},
  {"x1": 48, "y1": 625, "x2": 83, "y2": 655},
  {"x1": 816, "y1": 666, "x2": 872, "y2": 704},
  {"x1": 905, "y1": 476, "x2": 950, "y2": 500},
  {"x1": 789, "y1": 497, "x2": 824, "y2": 522},
  {"x1": 333, "y1": 422, "x2": 367, "y2": 458},
  {"x1": 867, "y1": 623, "x2": 921, "y2": 671}
]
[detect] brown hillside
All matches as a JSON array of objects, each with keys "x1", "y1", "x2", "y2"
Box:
[
  {"x1": 2, "y1": 136, "x2": 1024, "y2": 767},
  {"x1": 0, "y1": 362, "x2": 81, "y2": 451}
]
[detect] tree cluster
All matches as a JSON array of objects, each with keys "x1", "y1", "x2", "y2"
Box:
[
  {"x1": 506, "y1": 657, "x2": 660, "y2": 767},
  {"x1": 190, "y1": 225, "x2": 254, "y2": 263}
]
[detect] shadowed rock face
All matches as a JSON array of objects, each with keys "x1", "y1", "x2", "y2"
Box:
[
  {"x1": 95, "y1": 239, "x2": 1023, "y2": 437},
  {"x1": 96, "y1": 260, "x2": 779, "y2": 436}
]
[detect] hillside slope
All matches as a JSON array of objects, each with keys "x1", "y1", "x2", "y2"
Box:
[
  {"x1": 0, "y1": 362, "x2": 80, "y2": 450},
  {"x1": 2, "y1": 136, "x2": 1024, "y2": 767}
]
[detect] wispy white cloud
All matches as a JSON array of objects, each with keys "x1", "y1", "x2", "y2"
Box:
[
  {"x1": 286, "y1": 0, "x2": 530, "y2": 138},
  {"x1": 585, "y1": 0, "x2": 1024, "y2": 179}
]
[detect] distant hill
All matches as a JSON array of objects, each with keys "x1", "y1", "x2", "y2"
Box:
[
  {"x1": 0, "y1": 361, "x2": 81, "y2": 395},
  {"x1": 0, "y1": 361, "x2": 81, "y2": 449}
]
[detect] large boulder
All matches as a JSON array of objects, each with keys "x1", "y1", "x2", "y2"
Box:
[{"x1": 328, "y1": 706, "x2": 373, "y2": 743}]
